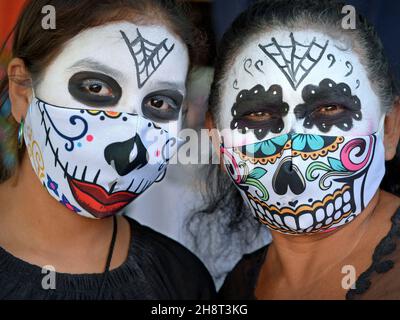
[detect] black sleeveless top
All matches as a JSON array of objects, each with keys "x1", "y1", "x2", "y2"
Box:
[
  {"x1": 219, "y1": 207, "x2": 400, "y2": 300},
  {"x1": 0, "y1": 217, "x2": 216, "y2": 300}
]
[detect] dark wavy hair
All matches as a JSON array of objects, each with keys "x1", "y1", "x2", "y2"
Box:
[
  {"x1": 188, "y1": 0, "x2": 400, "y2": 275},
  {"x1": 0, "y1": 0, "x2": 199, "y2": 183}
]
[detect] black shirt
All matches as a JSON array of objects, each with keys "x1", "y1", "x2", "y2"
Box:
[
  {"x1": 0, "y1": 217, "x2": 216, "y2": 300},
  {"x1": 219, "y1": 206, "x2": 400, "y2": 300}
]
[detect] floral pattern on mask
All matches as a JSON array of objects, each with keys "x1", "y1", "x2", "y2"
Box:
[
  {"x1": 234, "y1": 133, "x2": 344, "y2": 164},
  {"x1": 223, "y1": 132, "x2": 384, "y2": 235}
]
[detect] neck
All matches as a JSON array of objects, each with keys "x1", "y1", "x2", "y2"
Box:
[
  {"x1": 267, "y1": 190, "x2": 381, "y2": 287},
  {"x1": 0, "y1": 152, "x2": 113, "y2": 256}
]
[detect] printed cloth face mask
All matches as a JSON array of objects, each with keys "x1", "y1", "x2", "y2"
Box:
[
  {"x1": 24, "y1": 97, "x2": 181, "y2": 219},
  {"x1": 221, "y1": 123, "x2": 386, "y2": 234}
]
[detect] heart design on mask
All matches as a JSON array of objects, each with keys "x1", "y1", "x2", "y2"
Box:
[{"x1": 272, "y1": 157, "x2": 306, "y2": 195}]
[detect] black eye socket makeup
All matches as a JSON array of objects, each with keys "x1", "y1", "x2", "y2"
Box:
[
  {"x1": 68, "y1": 71, "x2": 122, "y2": 107},
  {"x1": 142, "y1": 89, "x2": 183, "y2": 123},
  {"x1": 231, "y1": 84, "x2": 289, "y2": 140},
  {"x1": 294, "y1": 78, "x2": 362, "y2": 133}
]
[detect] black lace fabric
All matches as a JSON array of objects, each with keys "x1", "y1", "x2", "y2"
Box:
[
  {"x1": 0, "y1": 217, "x2": 216, "y2": 300},
  {"x1": 218, "y1": 206, "x2": 400, "y2": 300}
]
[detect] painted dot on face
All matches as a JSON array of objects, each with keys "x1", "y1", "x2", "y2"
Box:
[
  {"x1": 86, "y1": 135, "x2": 94, "y2": 142},
  {"x1": 123, "y1": 117, "x2": 128, "y2": 121},
  {"x1": 155, "y1": 150, "x2": 161, "y2": 157},
  {"x1": 100, "y1": 116, "x2": 105, "y2": 121},
  {"x1": 78, "y1": 142, "x2": 82, "y2": 147}
]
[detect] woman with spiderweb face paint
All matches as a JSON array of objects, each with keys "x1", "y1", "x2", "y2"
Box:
[
  {"x1": 0, "y1": 0, "x2": 216, "y2": 300},
  {"x1": 199, "y1": 0, "x2": 400, "y2": 300}
]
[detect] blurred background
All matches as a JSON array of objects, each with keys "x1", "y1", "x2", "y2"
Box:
[{"x1": 0, "y1": 0, "x2": 399, "y2": 288}]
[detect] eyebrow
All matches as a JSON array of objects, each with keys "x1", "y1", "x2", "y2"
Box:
[
  {"x1": 152, "y1": 80, "x2": 186, "y2": 93},
  {"x1": 68, "y1": 58, "x2": 124, "y2": 80}
]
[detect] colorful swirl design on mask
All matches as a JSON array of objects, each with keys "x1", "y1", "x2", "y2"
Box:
[
  {"x1": 234, "y1": 134, "x2": 344, "y2": 164},
  {"x1": 39, "y1": 101, "x2": 88, "y2": 152},
  {"x1": 222, "y1": 146, "x2": 269, "y2": 200},
  {"x1": 26, "y1": 126, "x2": 45, "y2": 180},
  {"x1": 86, "y1": 110, "x2": 122, "y2": 119},
  {"x1": 340, "y1": 136, "x2": 373, "y2": 171},
  {"x1": 306, "y1": 135, "x2": 374, "y2": 190}
]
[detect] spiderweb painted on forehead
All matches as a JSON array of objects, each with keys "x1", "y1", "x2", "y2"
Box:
[
  {"x1": 259, "y1": 32, "x2": 329, "y2": 90},
  {"x1": 121, "y1": 28, "x2": 175, "y2": 89}
]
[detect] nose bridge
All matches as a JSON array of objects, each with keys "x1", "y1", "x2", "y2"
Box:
[{"x1": 272, "y1": 134, "x2": 306, "y2": 196}]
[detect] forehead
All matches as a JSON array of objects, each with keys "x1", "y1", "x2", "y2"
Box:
[
  {"x1": 222, "y1": 29, "x2": 374, "y2": 107},
  {"x1": 42, "y1": 21, "x2": 189, "y2": 88}
]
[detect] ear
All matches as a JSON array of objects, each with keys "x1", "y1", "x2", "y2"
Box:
[
  {"x1": 8, "y1": 58, "x2": 33, "y2": 124},
  {"x1": 384, "y1": 98, "x2": 400, "y2": 161}
]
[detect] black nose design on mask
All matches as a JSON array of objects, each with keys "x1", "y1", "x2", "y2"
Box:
[
  {"x1": 273, "y1": 157, "x2": 306, "y2": 195},
  {"x1": 104, "y1": 135, "x2": 148, "y2": 176}
]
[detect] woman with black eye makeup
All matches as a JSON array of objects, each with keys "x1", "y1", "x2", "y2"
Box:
[
  {"x1": 0, "y1": 0, "x2": 216, "y2": 300},
  {"x1": 191, "y1": 0, "x2": 400, "y2": 300}
]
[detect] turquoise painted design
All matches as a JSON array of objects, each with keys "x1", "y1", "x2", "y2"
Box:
[
  {"x1": 292, "y1": 134, "x2": 324, "y2": 151},
  {"x1": 244, "y1": 134, "x2": 289, "y2": 156},
  {"x1": 242, "y1": 133, "x2": 334, "y2": 158}
]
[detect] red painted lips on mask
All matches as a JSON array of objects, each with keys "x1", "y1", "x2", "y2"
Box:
[{"x1": 67, "y1": 177, "x2": 137, "y2": 218}]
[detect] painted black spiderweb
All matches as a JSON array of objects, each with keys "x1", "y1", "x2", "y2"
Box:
[
  {"x1": 259, "y1": 33, "x2": 328, "y2": 90},
  {"x1": 121, "y1": 29, "x2": 175, "y2": 88}
]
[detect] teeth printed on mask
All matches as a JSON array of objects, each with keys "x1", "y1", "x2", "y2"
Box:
[
  {"x1": 343, "y1": 203, "x2": 352, "y2": 213},
  {"x1": 326, "y1": 203, "x2": 334, "y2": 217},
  {"x1": 81, "y1": 166, "x2": 87, "y2": 181},
  {"x1": 335, "y1": 197, "x2": 342, "y2": 210},
  {"x1": 63, "y1": 162, "x2": 69, "y2": 178},
  {"x1": 273, "y1": 214, "x2": 282, "y2": 225},
  {"x1": 72, "y1": 166, "x2": 78, "y2": 179},
  {"x1": 109, "y1": 181, "x2": 118, "y2": 193},
  {"x1": 244, "y1": 183, "x2": 357, "y2": 234},
  {"x1": 224, "y1": 130, "x2": 384, "y2": 235},
  {"x1": 299, "y1": 213, "x2": 314, "y2": 229},
  {"x1": 93, "y1": 169, "x2": 100, "y2": 184},
  {"x1": 284, "y1": 216, "x2": 297, "y2": 230},
  {"x1": 343, "y1": 191, "x2": 351, "y2": 203},
  {"x1": 316, "y1": 208, "x2": 325, "y2": 222}
]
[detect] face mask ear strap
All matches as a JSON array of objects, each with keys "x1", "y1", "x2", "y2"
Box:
[{"x1": 376, "y1": 115, "x2": 386, "y2": 139}]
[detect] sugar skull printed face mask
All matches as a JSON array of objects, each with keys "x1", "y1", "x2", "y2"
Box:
[
  {"x1": 217, "y1": 29, "x2": 387, "y2": 235},
  {"x1": 221, "y1": 129, "x2": 385, "y2": 234},
  {"x1": 24, "y1": 97, "x2": 180, "y2": 219}
]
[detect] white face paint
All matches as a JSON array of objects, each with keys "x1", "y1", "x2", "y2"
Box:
[
  {"x1": 24, "y1": 22, "x2": 189, "y2": 219},
  {"x1": 35, "y1": 22, "x2": 189, "y2": 135},
  {"x1": 218, "y1": 29, "x2": 386, "y2": 235},
  {"x1": 219, "y1": 30, "x2": 382, "y2": 148}
]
